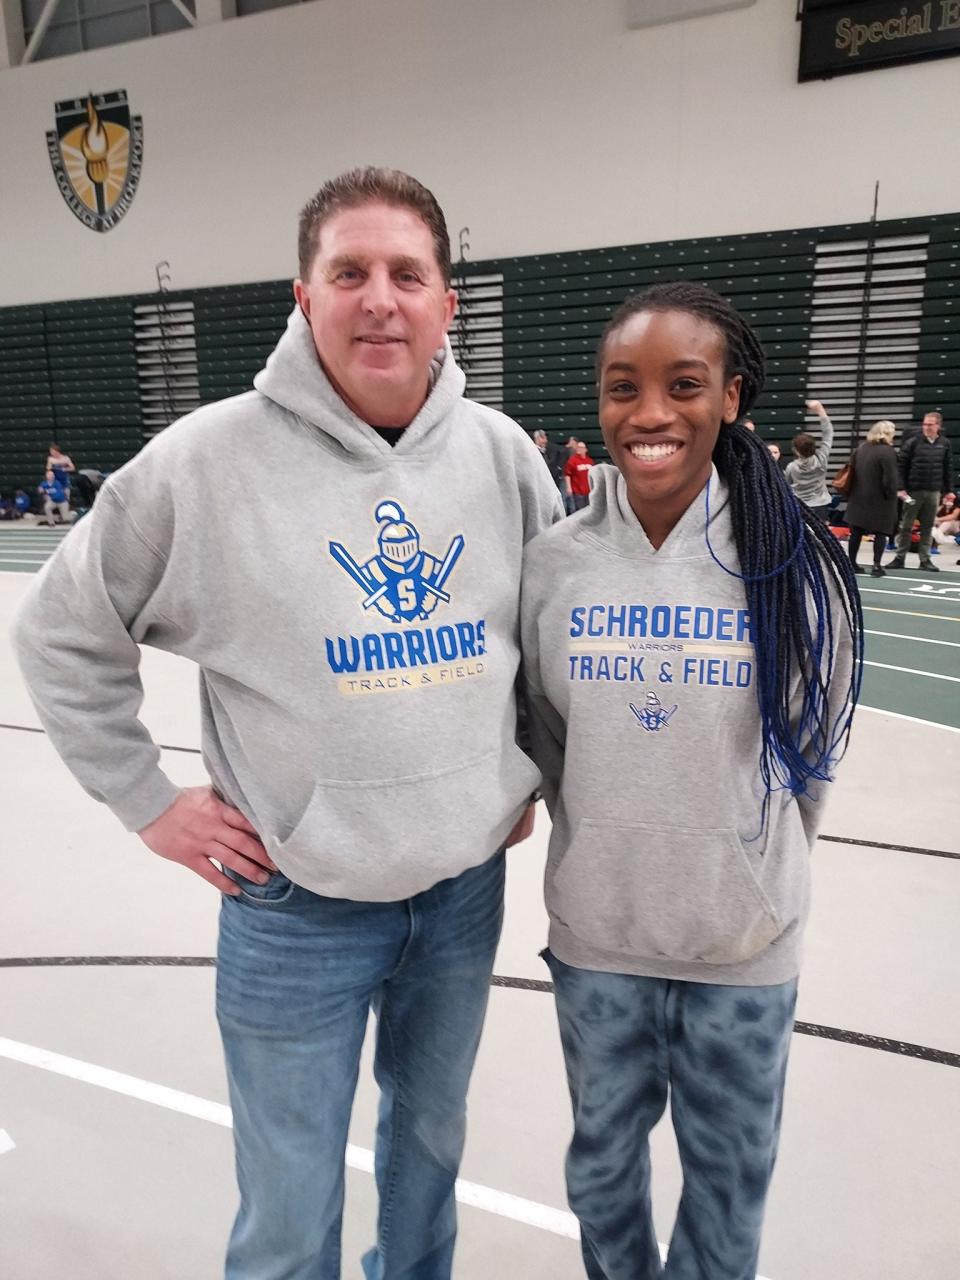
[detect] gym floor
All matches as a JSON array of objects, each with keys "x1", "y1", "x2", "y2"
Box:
[{"x1": 1, "y1": 522, "x2": 958, "y2": 1280}]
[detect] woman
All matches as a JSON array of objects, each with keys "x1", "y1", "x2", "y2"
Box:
[
  {"x1": 844, "y1": 420, "x2": 899, "y2": 576},
  {"x1": 784, "y1": 399, "x2": 834, "y2": 520},
  {"x1": 521, "y1": 282, "x2": 862, "y2": 1280}
]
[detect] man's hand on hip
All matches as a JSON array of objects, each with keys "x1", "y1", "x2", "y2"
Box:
[
  {"x1": 505, "y1": 801, "x2": 536, "y2": 849},
  {"x1": 138, "y1": 786, "x2": 277, "y2": 895}
]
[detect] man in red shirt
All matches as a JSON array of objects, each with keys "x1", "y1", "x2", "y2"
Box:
[{"x1": 563, "y1": 439, "x2": 595, "y2": 512}]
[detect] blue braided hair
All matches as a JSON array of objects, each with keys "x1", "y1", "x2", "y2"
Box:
[{"x1": 599, "y1": 281, "x2": 864, "y2": 807}]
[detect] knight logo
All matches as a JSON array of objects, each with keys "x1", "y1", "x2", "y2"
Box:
[
  {"x1": 46, "y1": 91, "x2": 143, "y2": 233},
  {"x1": 630, "y1": 691, "x2": 678, "y2": 733},
  {"x1": 329, "y1": 501, "x2": 465, "y2": 624}
]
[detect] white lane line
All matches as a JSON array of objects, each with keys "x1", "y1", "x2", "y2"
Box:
[
  {"x1": 865, "y1": 630, "x2": 960, "y2": 648},
  {"x1": 858, "y1": 705, "x2": 960, "y2": 734},
  {"x1": 0, "y1": 1036, "x2": 775, "y2": 1274},
  {"x1": 0, "y1": 1037, "x2": 579, "y2": 1238},
  {"x1": 863, "y1": 660, "x2": 960, "y2": 684},
  {"x1": 857, "y1": 587, "x2": 960, "y2": 604},
  {"x1": 863, "y1": 606, "x2": 959, "y2": 624}
]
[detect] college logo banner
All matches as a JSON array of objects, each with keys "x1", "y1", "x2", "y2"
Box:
[
  {"x1": 799, "y1": 0, "x2": 960, "y2": 80},
  {"x1": 46, "y1": 90, "x2": 144, "y2": 232}
]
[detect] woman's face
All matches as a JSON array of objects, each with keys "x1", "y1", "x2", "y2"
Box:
[
  {"x1": 768, "y1": 443, "x2": 781, "y2": 462},
  {"x1": 598, "y1": 309, "x2": 742, "y2": 519}
]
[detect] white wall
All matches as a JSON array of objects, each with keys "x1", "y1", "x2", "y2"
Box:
[{"x1": 2, "y1": 0, "x2": 959, "y2": 306}]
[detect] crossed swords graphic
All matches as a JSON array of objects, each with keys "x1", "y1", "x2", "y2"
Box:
[{"x1": 328, "y1": 535, "x2": 465, "y2": 613}]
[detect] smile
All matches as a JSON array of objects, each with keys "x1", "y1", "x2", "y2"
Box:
[
  {"x1": 356, "y1": 336, "x2": 403, "y2": 344},
  {"x1": 628, "y1": 442, "x2": 682, "y2": 461}
]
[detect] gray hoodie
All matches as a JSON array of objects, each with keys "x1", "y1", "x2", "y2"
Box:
[
  {"x1": 14, "y1": 307, "x2": 561, "y2": 901},
  {"x1": 784, "y1": 413, "x2": 835, "y2": 508},
  {"x1": 521, "y1": 465, "x2": 852, "y2": 987}
]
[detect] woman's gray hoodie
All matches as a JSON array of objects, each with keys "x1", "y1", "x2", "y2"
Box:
[
  {"x1": 785, "y1": 413, "x2": 835, "y2": 509},
  {"x1": 521, "y1": 465, "x2": 852, "y2": 987},
  {"x1": 14, "y1": 308, "x2": 561, "y2": 901}
]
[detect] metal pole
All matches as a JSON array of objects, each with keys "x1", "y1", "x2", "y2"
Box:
[{"x1": 850, "y1": 181, "x2": 879, "y2": 450}]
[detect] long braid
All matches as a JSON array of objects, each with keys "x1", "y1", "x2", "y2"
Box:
[{"x1": 600, "y1": 282, "x2": 864, "y2": 807}]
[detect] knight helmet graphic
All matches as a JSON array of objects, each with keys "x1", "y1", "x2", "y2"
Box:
[
  {"x1": 629, "y1": 691, "x2": 678, "y2": 733},
  {"x1": 329, "y1": 501, "x2": 465, "y2": 624}
]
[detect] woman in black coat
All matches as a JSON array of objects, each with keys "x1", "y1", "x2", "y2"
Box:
[{"x1": 844, "y1": 420, "x2": 899, "y2": 576}]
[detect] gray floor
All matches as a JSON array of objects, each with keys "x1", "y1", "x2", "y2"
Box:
[{"x1": 1, "y1": 556, "x2": 959, "y2": 1279}]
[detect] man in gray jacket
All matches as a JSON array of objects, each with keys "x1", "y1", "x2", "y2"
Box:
[{"x1": 14, "y1": 167, "x2": 561, "y2": 1280}]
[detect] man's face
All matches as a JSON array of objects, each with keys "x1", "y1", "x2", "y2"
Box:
[
  {"x1": 576, "y1": 441, "x2": 588, "y2": 457},
  {"x1": 534, "y1": 431, "x2": 547, "y2": 451},
  {"x1": 922, "y1": 414, "x2": 941, "y2": 441},
  {"x1": 294, "y1": 202, "x2": 456, "y2": 427}
]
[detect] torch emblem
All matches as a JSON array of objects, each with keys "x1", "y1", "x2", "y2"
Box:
[{"x1": 46, "y1": 90, "x2": 144, "y2": 233}]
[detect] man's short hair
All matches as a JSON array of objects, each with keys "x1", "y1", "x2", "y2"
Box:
[
  {"x1": 923, "y1": 410, "x2": 943, "y2": 425},
  {"x1": 298, "y1": 167, "x2": 452, "y2": 286},
  {"x1": 792, "y1": 433, "x2": 816, "y2": 458}
]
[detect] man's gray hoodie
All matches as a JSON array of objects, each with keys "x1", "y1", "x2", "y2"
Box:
[
  {"x1": 521, "y1": 465, "x2": 852, "y2": 987},
  {"x1": 14, "y1": 307, "x2": 561, "y2": 900}
]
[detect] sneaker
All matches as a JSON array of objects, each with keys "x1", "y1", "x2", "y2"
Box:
[
  {"x1": 918, "y1": 559, "x2": 939, "y2": 572},
  {"x1": 870, "y1": 566, "x2": 886, "y2": 577},
  {"x1": 887, "y1": 556, "x2": 906, "y2": 569},
  {"x1": 852, "y1": 564, "x2": 864, "y2": 574}
]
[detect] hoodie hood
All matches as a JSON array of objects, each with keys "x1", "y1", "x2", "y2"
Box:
[
  {"x1": 254, "y1": 306, "x2": 467, "y2": 461},
  {"x1": 577, "y1": 461, "x2": 737, "y2": 563}
]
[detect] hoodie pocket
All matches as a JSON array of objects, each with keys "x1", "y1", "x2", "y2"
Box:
[
  {"x1": 271, "y1": 746, "x2": 541, "y2": 900},
  {"x1": 549, "y1": 818, "x2": 783, "y2": 966}
]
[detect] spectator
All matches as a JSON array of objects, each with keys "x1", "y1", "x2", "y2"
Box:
[
  {"x1": 844, "y1": 420, "x2": 899, "y2": 577},
  {"x1": 74, "y1": 468, "x2": 105, "y2": 511},
  {"x1": 767, "y1": 443, "x2": 781, "y2": 462},
  {"x1": 740, "y1": 416, "x2": 756, "y2": 432},
  {"x1": 563, "y1": 439, "x2": 595, "y2": 512},
  {"x1": 784, "y1": 399, "x2": 834, "y2": 521},
  {"x1": 37, "y1": 469, "x2": 71, "y2": 526},
  {"x1": 900, "y1": 409, "x2": 941, "y2": 448},
  {"x1": 14, "y1": 490, "x2": 31, "y2": 516},
  {"x1": 532, "y1": 429, "x2": 565, "y2": 490},
  {"x1": 888, "y1": 412, "x2": 955, "y2": 571},
  {"x1": 931, "y1": 493, "x2": 960, "y2": 545},
  {"x1": 46, "y1": 444, "x2": 76, "y2": 495}
]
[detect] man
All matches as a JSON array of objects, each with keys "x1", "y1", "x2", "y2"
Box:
[
  {"x1": 37, "y1": 467, "x2": 71, "y2": 525},
  {"x1": 14, "y1": 167, "x2": 561, "y2": 1279},
  {"x1": 888, "y1": 411, "x2": 955, "y2": 571},
  {"x1": 532, "y1": 427, "x2": 565, "y2": 489},
  {"x1": 563, "y1": 438, "x2": 595, "y2": 512},
  {"x1": 740, "y1": 416, "x2": 756, "y2": 432}
]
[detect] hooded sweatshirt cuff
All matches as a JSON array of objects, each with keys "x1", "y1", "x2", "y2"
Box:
[{"x1": 111, "y1": 769, "x2": 182, "y2": 834}]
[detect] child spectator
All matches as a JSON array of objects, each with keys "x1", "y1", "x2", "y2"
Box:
[{"x1": 38, "y1": 469, "x2": 72, "y2": 526}]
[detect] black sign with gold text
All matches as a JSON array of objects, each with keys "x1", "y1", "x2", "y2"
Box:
[{"x1": 799, "y1": 0, "x2": 960, "y2": 79}]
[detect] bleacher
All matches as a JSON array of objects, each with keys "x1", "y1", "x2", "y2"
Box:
[{"x1": 0, "y1": 212, "x2": 957, "y2": 492}]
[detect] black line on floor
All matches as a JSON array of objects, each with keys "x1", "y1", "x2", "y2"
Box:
[
  {"x1": 3, "y1": 958, "x2": 957, "y2": 1068},
  {"x1": 818, "y1": 835, "x2": 960, "y2": 860}
]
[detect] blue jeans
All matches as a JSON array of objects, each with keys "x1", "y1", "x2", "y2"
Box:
[
  {"x1": 216, "y1": 852, "x2": 505, "y2": 1280},
  {"x1": 545, "y1": 951, "x2": 797, "y2": 1280}
]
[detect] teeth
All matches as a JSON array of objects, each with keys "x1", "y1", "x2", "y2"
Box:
[{"x1": 629, "y1": 442, "x2": 680, "y2": 460}]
